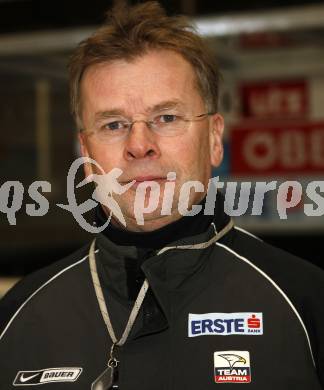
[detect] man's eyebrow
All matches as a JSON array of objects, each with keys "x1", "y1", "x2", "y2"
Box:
[
  {"x1": 94, "y1": 109, "x2": 125, "y2": 121},
  {"x1": 93, "y1": 100, "x2": 185, "y2": 121},
  {"x1": 148, "y1": 100, "x2": 184, "y2": 112}
]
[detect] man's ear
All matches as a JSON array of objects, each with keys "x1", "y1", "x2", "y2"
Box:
[
  {"x1": 78, "y1": 131, "x2": 88, "y2": 157},
  {"x1": 209, "y1": 113, "x2": 224, "y2": 167},
  {"x1": 78, "y1": 131, "x2": 93, "y2": 177}
]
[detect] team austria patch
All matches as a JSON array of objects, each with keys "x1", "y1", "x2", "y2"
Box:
[
  {"x1": 214, "y1": 351, "x2": 251, "y2": 383},
  {"x1": 188, "y1": 312, "x2": 263, "y2": 337},
  {"x1": 13, "y1": 367, "x2": 82, "y2": 386}
]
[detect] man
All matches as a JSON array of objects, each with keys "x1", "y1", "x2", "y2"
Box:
[{"x1": 0, "y1": 2, "x2": 323, "y2": 389}]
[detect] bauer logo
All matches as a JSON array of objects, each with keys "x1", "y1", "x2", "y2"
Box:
[
  {"x1": 214, "y1": 351, "x2": 251, "y2": 383},
  {"x1": 13, "y1": 368, "x2": 82, "y2": 386},
  {"x1": 188, "y1": 312, "x2": 263, "y2": 337}
]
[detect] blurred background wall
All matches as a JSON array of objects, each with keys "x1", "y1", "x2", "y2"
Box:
[{"x1": 0, "y1": 0, "x2": 323, "y2": 296}]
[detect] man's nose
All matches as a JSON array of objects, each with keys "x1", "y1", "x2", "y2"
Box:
[{"x1": 123, "y1": 121, "x2": 161, "y2": 161}]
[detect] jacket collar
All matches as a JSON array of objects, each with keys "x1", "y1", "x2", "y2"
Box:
[
  {"x1": 95, "y1": 195, "x2": 215, "y2": 249},
  {"x1": 94, "y1": 193, "x2": 233, "y2": 339}
]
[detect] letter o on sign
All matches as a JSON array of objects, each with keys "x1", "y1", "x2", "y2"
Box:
[{"x1": 243, "y1": 131, "x2": 276, "y2": 170}]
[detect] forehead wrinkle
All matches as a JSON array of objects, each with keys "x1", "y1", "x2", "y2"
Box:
[
  {"x1": 94, "y1": 99, "x2": 187, "y2": 121},
  {"x1": 81, "y1": 51, "x2": 204, "y2": 127}
]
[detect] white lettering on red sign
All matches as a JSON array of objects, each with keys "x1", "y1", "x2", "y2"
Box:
[
  {"x1": 232, "y1": 123, "x2": 324, "y2": 175},
  {"x1": 240, "y1": 80, "x2": 308, "y2": 119}
]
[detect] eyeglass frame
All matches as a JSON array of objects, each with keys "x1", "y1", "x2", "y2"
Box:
[{"x1": 79, "y1": 111, "x2": 216, "y2": 140}]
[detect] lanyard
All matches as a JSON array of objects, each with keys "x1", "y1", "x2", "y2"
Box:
[
  {"x1": 89, "y1": 218, "x2": 233, "y2": 389},
  {"x1": 89, "y1": 239, "x2": 149, "y2": 389},
  {"x1": 89, "y1": 239, "x2": 149, "y2": 346}
]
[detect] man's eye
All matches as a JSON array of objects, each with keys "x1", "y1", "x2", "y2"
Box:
[
  {"x1": 103, "y1": 121, "x2": 125, "y2": 131},
  {"x1": 158, "y1": 114, "x2": 178, "y2": 123}
]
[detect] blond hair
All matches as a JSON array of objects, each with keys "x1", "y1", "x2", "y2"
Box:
[{"x1": 69, "y1": 1, "x2": 219, "y2": 129}]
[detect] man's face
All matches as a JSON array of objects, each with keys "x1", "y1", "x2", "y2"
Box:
[{"x1": 79, "y1": 49, "x2": 224, "y2": 231}]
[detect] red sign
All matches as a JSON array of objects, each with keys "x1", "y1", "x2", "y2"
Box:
[
  {"x1": 240, "y1": 80, "x2": 308, "y2": 119},
  {"x1": 247, "y1": 315, "x2": 261, "y2": 329},
  {"x1": 239, "y1": 32, "x2": 291, "y2": 49},
  {"x1": 231, "y1": 122, "x2": 324, "y2": 175}
]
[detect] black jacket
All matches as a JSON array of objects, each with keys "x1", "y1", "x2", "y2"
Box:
[{"x1": 1, "y1": 209, "x2": 324, "y2": 389}]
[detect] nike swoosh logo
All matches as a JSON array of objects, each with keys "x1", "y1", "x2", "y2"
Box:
[{"x1": 20, "y1": 373, "x2": 39, "y2": 383}]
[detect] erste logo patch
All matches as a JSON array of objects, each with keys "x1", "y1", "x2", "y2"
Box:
[{"x1": 188, "y1": 312, "x2": 263, "y2": 337}]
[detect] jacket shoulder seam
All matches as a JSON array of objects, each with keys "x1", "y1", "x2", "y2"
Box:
[
  {"x1": 234, "y1": 226, "x2": 262, "y2": 241},
  {"x1": 215, "y1": 241, "x2": 315, "y2": 367},
  {"x1": 0, "y1": 254, "x2": 90, "y2": 342}
]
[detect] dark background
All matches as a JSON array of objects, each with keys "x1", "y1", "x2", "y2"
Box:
[{"x1": 0, "y1": 0, "x2": 324, "y2": 34}]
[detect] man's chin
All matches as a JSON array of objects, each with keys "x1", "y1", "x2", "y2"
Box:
[{"x1": 116, "y1": 210, "x2": 182, "y2": 232}]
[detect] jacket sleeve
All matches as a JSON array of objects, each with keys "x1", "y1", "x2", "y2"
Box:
[{"x1": 225, "y1": 228, "x2": 324, "y2": 387}]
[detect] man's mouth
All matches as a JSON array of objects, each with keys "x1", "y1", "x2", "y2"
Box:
[{"x1": 129, "y1": 176, "x2": 168, "y2": 189}]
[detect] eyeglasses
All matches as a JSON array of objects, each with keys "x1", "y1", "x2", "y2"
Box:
[{"x1": 81, "y1": 112, "x2": 215, "y2": 144}]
